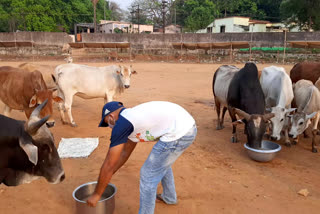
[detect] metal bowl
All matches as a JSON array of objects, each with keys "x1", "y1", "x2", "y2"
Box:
[
  {"x1": 73, "y1": 182, "x2": 117, "y2": 214},
  {"x1": 244, "y1": 140, "x2": 281, "y2": 162}
]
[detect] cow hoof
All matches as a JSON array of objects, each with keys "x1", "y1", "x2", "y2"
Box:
[
  {"x1": 71, "y1": 123, "x2": 78, "y2": 127},
  {"x1": 312, "y1": 148, "x2": 318, "y2": 153},
  {"x1": 230, "y1": 136, "x2": 238, "y2": 143},
  {"x1": 292, "y1": 141, "x2": 297, "y2": 145},
  {"x1": 216, "y1": 125, "x2": 224, "y2": 130},
  {"x1": 285, "y1": 142, "x2": 291, "y2": 147},
  {"x1": 304, "y1": 134, "x2": 310, "y2": 139}
]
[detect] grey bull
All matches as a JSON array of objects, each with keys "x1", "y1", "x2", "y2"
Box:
[
  {"x1": 212, "y1": 65, "x2": 239, "y2": 130},
  {"x1": 260, "y1": 66, "x2": 295, "y2": 145},
  {"x1": 289, "y1": 80, "x2": 320, "y2": 152}
]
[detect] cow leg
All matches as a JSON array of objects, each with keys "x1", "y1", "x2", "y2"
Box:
[
  {"x1": 303, "y1": 131, "x2": 310, "y2": 138},
  {"x1": 64, "y1": 94, "x2": 77, "y2": 127},
  {"x1": 228, "y1": 107, "x2": 238, "y2": 143},
  {"x1": 57, "y1": 89, "x2": 68, "y2": 125},
  {"x1": 311, "y1": 113, "x2": 320, "y2": 152},
  {"x1": 105, "y1": 91, "x2": 115, "y2": 104},
  {"x1": 284, "y1": 128, "x2": 291, "y2": 147},
  {"x1": 215, "y1": 98, "x2": 223, "y2": 130},
  {"x1": 220, "y1": 107, "x2": 227, "y2": 129},
  {"x1": 311, "y1": 129, "x2": 318, "y2": 153},
  {"x1": 3, "y1": 105, "x2": 12, "y2": 117}
]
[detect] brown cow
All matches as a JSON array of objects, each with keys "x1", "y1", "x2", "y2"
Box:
[
  {"x1": 290, "y1": 62, "x2": 320, "y2": 84},
  {"x1": 0, "y1": 66, "x2": 63, "y2": 127},
  {"x1": 18, "y1": 63, "x2": 57, "y2": 89}
]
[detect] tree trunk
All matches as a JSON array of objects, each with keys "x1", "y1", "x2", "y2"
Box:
[
  {"x1": 309, "y1": 16, "x2": 312, "y2": 32},
  {"x1": 94, "y1": 4, "x2": 97, "y2": 33}
]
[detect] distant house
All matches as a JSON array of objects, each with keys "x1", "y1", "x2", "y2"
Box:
[
  {"x1": 99, "y1": 20, "x2": 153, "y2": 34},
  {"x1": 165, "y1": 25, "x2": 182, "y2": 33},
  {"x1": 196, "y1": 16, "x2": 301, "y2": 33}
]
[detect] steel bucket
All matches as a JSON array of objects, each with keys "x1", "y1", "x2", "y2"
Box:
[{"x1": 73, "y1": 181, "x2": 116, "y2": 214}]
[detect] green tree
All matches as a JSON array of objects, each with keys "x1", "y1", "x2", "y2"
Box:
[
  {"x1": 184, "y1": 0, "x2": 219, "y2": 32},
  {"x1": 280, "y1": 0, "x2": 320, "y2": 31}
]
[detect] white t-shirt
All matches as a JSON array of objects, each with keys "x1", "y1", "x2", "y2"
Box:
[{"x1": 121, "y1": 101, "x2": 195, "y2": 143}]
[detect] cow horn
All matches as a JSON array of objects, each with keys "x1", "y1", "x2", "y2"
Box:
[
  {"x1": 27, "y1": 115, "x2": 50, "y2": 135},
  {"x1": 234, "y1": 108, "x2": 251, "y2": 121},
  {"x1": 30, "y1": 99, "x2": 48, "y2": 118},
  {"x1": 263, "y1": 113, "x2": 275, "y2": 121}
]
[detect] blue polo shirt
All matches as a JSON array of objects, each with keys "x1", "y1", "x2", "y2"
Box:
[{"x1": 110, "y1": 108, "x2": 134, "y2": 148}]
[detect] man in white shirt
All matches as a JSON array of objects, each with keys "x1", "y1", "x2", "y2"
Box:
[{"x1": 87, "y1": 101, "x2": 197, "y2": 214}]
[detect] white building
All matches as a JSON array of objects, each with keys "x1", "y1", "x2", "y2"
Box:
[
  {"x1": 196, "y1": 16, "x2": 294, "y2": 33},
  {"x1": 99, "y1": 20, "x2": 153, "y2": 34}
]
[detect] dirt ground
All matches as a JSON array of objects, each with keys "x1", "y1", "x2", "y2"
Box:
[{"x1": 0, "y1": 61, "x2": 320, "y2": 214}]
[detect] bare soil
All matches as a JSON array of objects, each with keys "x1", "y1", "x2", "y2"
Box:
[{"x1": 0, "y1": 61, "x2": 319, "y2": 214}]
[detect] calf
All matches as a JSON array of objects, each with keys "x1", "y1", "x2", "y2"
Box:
[
  {"x1": 260, "y1": 66, "x2": 295, "y2": 145},
  {"x1": 288, "y1": 80, "x2": 320, "y2": 152},
  {"x1": 53, "y1": 64, "x2": 137, "y2": 127},
  {"x1": 0, "y1": 66, "x2": 63, "y2": 127},
  {"x1": 0, "y1": 100, "x2": 65, "y2": 186},
  {"x1": 227, "y1": 63, "x2": 274, "y2": 149}
]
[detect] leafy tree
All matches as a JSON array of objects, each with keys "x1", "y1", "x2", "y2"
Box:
[
  {"x1": 280, "y1": 0, "x2": 320, "y2": 31},
  {"x1": 184, "y1": 0, "x2": 219, "y2": 31}
]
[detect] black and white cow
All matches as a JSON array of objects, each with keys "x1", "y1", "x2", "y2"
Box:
[
  {"x1": 0, "y1": 100, "x2": 65, "y2": 186},
  {"x1": 227, "y1": 63, "x2": 274, "y2": 149}
]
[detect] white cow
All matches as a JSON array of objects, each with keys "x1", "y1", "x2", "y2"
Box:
[
  {"x1": 289, "y1": 80, "x2": 320, "y2": 152},
  {"x1": 53, "y1": 64, "x2": 137, "y2": 127},
  {"x1": 212, "y1": 65, "x2": 239, "y2": 130},
  {"x1": 260, "y1": 66, "x2": 295, "y2": 145}
]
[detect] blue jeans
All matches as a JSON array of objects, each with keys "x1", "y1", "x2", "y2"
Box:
[{"x1": 139, "y1": 124, "x2": 197, "y2": 214}]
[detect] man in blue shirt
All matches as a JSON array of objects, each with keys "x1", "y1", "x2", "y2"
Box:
[{"x1": 87, "y1": 101, "x2": 197, "y2": 214}]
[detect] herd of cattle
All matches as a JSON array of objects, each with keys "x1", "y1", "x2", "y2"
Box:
[
  {"x1": 0, "y1": 61, "x2": 319, "y2": 188},
  {"x1": 0, "y1": 62, "x2": 136, "y2": 186},
  {"x1": 213, "y1": 62, "x2": 320, "y2": 153}
]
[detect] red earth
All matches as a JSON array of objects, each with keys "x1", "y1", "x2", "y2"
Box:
[{"x1": 0, "y1": 61, "x2": 319, "y2": 214}]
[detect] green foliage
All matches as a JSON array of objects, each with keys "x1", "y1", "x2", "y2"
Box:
[
  {"x1": 280, "y1": 0, "x2": 320, "y2": 31},
  {"x1": 179, "y1": 0, "x2": 219, "y2": 32},
  {"x1": 0, "y1": 0, "x2": 112, "y2": 32}
]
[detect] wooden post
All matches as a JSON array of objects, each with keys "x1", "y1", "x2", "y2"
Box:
[
  {"x1": 180, "y1": 33, "x2": 183, "y2": 60},
  {"x1": 282, "y1": 30, "x2": 287, "y2": 64},
  {"x1": 249, "y1": 31, "x2": 253, "y2": 61},
  {"x1": 230, "y1": 43, "x2": 233, "y2": 63},
  {"x1": 210, "y1": 33, "x2": 213, "y2": 62}
]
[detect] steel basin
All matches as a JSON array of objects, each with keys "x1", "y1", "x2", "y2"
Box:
[
  {"x1": 244, "y1": 140, "x2": 281, "y2": 162},
  {"x1": 73, "y1": 182, "x2": 116, "y2": 214}
]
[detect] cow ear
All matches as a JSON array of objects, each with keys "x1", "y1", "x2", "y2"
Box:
[
  {"x1": 53, "y1": 96, "x2": 63, "y2": 103},
  {"x1": 29, "y1": 95, "x2": 37, "y2": 107},
  {"x1": 286, "y1": 108, "x2": 296, "y2": 114},
  {"x1": 19, "y1": 138, "x2": 38, "y2": 165},
  {"x1": 116, "y1": 66, "x2": 121, "y2": 74}
]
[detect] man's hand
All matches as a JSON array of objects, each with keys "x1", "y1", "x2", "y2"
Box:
[{"x1": 86, "y1": 193, "x2": 101, "y2": 207}]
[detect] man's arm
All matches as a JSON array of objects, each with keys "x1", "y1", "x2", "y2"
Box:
[
  {"x1": 87, "y1": 140, "x2": 137, "y2": 207},
  {"x1": 112, "y1": 140, "x2": 137, "y2": 173},
  {"x1": 87, "y1": 143, "x2": 124, "y2": 207}
]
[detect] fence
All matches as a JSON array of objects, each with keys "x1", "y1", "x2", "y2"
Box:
[{"x1": 0, "y1": 31, "x2": 319, "y2": 63}]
